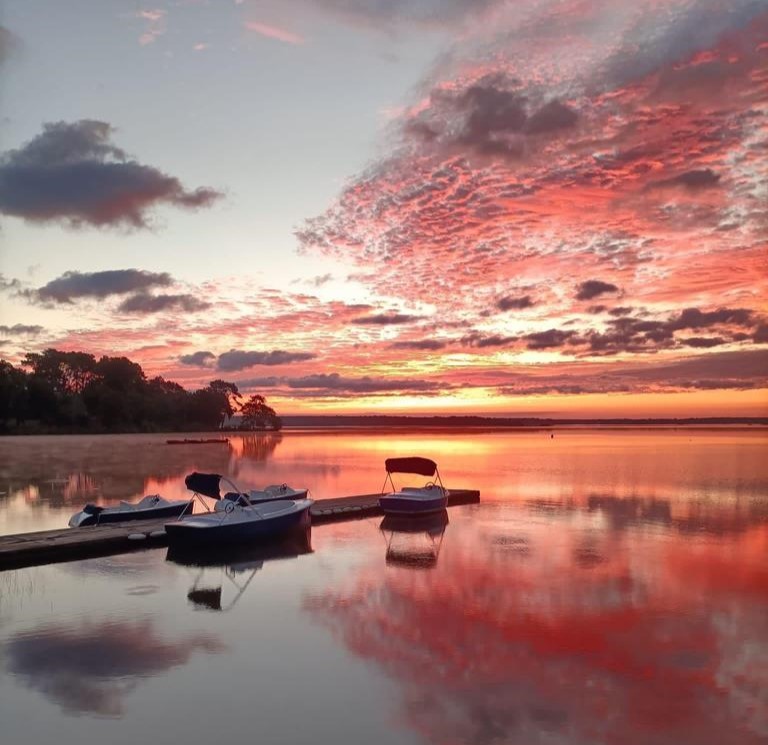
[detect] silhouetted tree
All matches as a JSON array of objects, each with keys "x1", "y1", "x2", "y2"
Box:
[
  {"x1": 23, "y1": 349, "x2": 97, "y2": 395},
  {"x1": 0, "y1": 360, "x2": 28, "y2": 428},
  {"x1": 239, "y1": 394, "x2": 282, "y2": 431},
  {"x1": 0, "y1": 350, "x2": 274, "y2": 433}
]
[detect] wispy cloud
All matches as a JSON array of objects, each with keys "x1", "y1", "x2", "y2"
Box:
[
  {"x1": 244, "y1": 21, "x2": 304, "y2": 45},
  {"x1": 137, "y1": 9, "x2": 166, "y2": 46}
]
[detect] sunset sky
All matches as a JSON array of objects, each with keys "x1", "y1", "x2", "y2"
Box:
[{"x1": 1, "y1": 0, "x2": 766, "y2": 416}]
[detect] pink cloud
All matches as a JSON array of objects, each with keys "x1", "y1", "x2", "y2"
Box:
[
  {"x1": 137, "y1": 8, "x2": 166, "y2": 46},
  {"x1": 244, "y1": 21, "x2": 304, "y2": 45}
]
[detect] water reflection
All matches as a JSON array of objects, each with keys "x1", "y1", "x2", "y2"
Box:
[
  {"x1": 2, "y1": 429, "x2": 766, "y2": 537},
  {"x1": 309, "y1": 504, "x2": 768, "y2": 745},
  {"x1": 380, "y1": 512, "x2": 448, "y2": 570},
  {"x1": 0, "y1": 433, "x2": 288, "y2": 533},
  {"x1": 168, "y1": 528, "x2": 313, "y2": 612},
  {"x1": 5, "y1": 619, "x2": 224, "y2": 717}
]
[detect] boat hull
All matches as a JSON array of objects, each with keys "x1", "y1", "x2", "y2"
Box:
[
  {"x1": 165, "y1": 504, "x2": 311, "y2": 548},
  {"x1": 69, "y1": 501, "x2": 193, "y2": 528},
  {"x1": 379, "y1": 494, "x2": 448, "y2": 516},
  {"x1": 247, "y1": 489, "x2": 309, "y2": 504}
]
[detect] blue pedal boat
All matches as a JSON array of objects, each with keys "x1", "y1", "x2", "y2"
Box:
[
  {"x1": 69, "y1": 495, "x2": 194, "y2": 527},
  {"x1": 166, "y1": 473, "x2": 313, "y2": 548},
  {"x1": 378, "y1": 457, "x2": 449, "y2": 517}
]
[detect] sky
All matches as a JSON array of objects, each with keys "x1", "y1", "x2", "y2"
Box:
[{"x1": 0, "y1": 0, "x2": 767, "y2": 417}]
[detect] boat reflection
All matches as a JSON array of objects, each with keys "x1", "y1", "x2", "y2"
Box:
[
  {"x1": 167, "y1": 527, "x2": 313, "y2": 612},
  {"x1": 380, "y1": 510, "x2": 449, "y2": 569}
]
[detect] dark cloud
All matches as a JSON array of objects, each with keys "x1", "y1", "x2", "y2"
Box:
[
  {"x1": 404, "y1": 76, "x2": 579, "y2": 159},
  {"x1": 754, "y1": 324, "x2": 768, "y2": 344},
  {"x1": 30, "y1": 269, "x2": 172, "y2": 304},
  {"x1": 523, "y1": 100, "x2": 579, "y2": 134},
  {"x1": 117, "y1": 293, "x2": 211, "y2": 314},
  {"x1": 497, "y1": 294, "x2": 534, "y2": 311},
  {"x1": 0, "y1": 273, "x2": 22, "y2": 293},
  {"x1": 627, "y1": 349, "x2": 768, "y2": 383},
  {"x1": 390, "y1": 339, "x2": 448, "y2": 350},
  {"x1": 493, "y1": 349, "x2": 768, "y2": 396},
  {"x1": 525, "y1": 329, "x2": 578, "y2": 350},
  {"x1": 650, "y1": 168, "x2": 721, "y2": 190},
  {"x1": 217, "y1": 349, "x2": 316, "y2": 371},
  {"x1": 236, "y1": 376, "x2": 282, "y2": 388},
  {"x1": 575, "y1": 280, "x2": 619, "y2": 301},
  {"x1": 0, "y1": 120, "x2": 222, "y2": 228},
  {"x1": 238, "y1": 372, "x2": 445, "y2": 394},
  {"x1": 680, "y1": 336, "x2": 727, "y2": 348},
  {"x1": 670, "y1": 307, "x2": 753, "y2": 330},
  {"x1": 456, "y1": 83, "x2": 528, "y2": 149},
  {"x1": 179, "y1": 351, "x2": 216, "y2": 367},
  {"x1": 461, "y1": 332, "x2": 517, "y2": 348},
  {"x1": 673, "y1": 378, "x2": 755, "y2": 390},
  {"x1": 351, "y1": 312, "x2": 423, "y2": 325},
  {"x1": 5, "y1": 620, "x2": 222, "y2": 716},
  {"x1": 287, "y1": 373, "x2": 443, "y2": 393},
  {"x1": 0, "y1": 323, "x2": 44, "y2": 336}
]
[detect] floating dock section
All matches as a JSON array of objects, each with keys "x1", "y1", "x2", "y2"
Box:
[{"x1": 0, "y1": 489, "x2": 480, "y2": 570}]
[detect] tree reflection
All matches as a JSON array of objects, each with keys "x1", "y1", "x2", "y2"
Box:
[
  {"x1": 234, "y1": 433, "x2": 283, "y2": 463},
  {"x1": 0, "y1": 436, "x2": 235, "y2": 507}
]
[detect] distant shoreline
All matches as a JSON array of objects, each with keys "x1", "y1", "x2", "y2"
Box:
[
  {"x1": 279, "y1": 415, "x2": 768, "y2": 428},
  {"x1": 3, "y1": 415, "x2": 765, "y2": 436}
]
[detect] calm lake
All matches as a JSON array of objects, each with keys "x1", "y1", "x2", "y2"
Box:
[{"x1": 1, "y1": 428, "x2": 766, "y2": 745}]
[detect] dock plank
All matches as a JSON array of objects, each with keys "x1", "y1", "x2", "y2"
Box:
[{"x1": 0, "y1": 489, "x2": 479, "y2": 570}]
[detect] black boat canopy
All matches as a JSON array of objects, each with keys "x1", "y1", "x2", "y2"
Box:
[
  {"x1": 185, "y1": 472, "x2": 223, "y2": 500},
  {"x1": 385, "y1": 457, "x2": 438, "y2": 477}
]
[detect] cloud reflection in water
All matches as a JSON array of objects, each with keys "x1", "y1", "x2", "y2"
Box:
[
  {"x1": 5, "y1": 619, "x2": 224, "y2": 717},
  {"x1": 308, "y1": 503, "x2": 768, "y2": 744}
]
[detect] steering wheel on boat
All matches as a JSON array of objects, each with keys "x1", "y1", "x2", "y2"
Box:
[{"x1": 224, "y1": 500, "x2": 236, "y2": 514}]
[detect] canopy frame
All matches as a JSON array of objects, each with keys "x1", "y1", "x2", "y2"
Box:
[
  {"x1": 182, "y1": 472, "x2": 263, "y2": 520},
  {"x1": 381, "y1": 457, "x2": 445, "y2": 495}
]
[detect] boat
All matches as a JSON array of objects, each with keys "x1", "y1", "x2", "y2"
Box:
[
  {"x1": 380, "y1": 510, "x2": 448, "y2": 569},
  {"x1": 164, "y1": 497, "x2": 313, "y2": 548},
  {"x1": 184, "y1": 471, "x2": 308, "y2": 504},
  {"x1": 166, "y1": 437, "x2": 229, "y2": 445},
  {"x1": 378, "y1": 457, "x2": 449, "y2": 516},
  {"x1": 68, "y1": 494, "x2": 194, "y2": 528}
]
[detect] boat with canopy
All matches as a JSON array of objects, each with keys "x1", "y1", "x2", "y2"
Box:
[
  {"x1": 165, "y1": 474, "x2": 312, "y2": 548},
  {"x1": 184, "y1": 472, "x2": 308, "y2": 504},
  {"x1": 378, "y1": 457, "x2": 449, "y2": 516}
]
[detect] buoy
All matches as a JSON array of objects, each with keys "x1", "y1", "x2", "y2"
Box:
[
  {"x1": 149, "y1": 530, "x2": 166, "y2": 539},
  {"x1": 127, "y1": 533, "x2": 147, "y2": 541}
]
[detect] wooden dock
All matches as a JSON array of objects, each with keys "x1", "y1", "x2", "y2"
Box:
[{"x1": 0, "y1": 489, "x2": 479, "y2": 570}]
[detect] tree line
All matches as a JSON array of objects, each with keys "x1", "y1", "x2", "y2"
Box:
[{"x1": 0, "y1": 349, "x2": 281, "y2": 433}]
